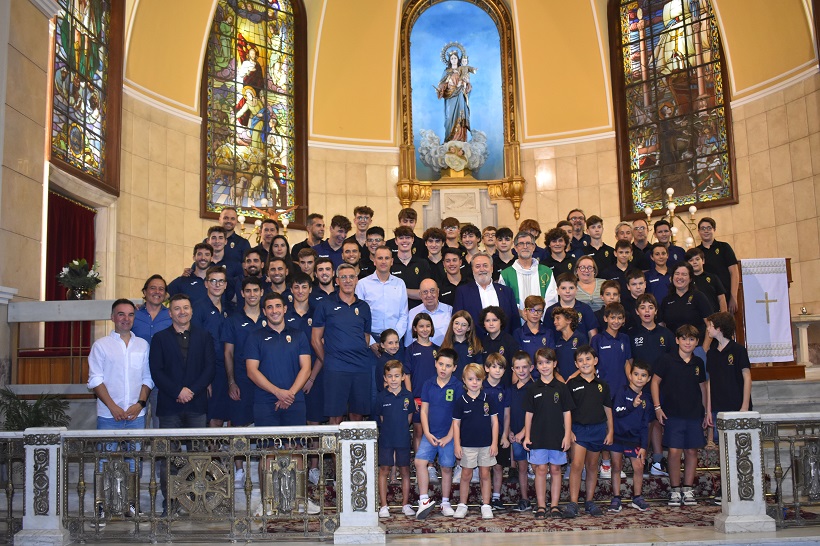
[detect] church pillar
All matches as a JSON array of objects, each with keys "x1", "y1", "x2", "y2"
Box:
[
  {"x1": 334, "y1": 421, "x2": 384, "y2": 544},
  {"x1": 714, "y1": 411, "x2": 776, "y2": 533}
]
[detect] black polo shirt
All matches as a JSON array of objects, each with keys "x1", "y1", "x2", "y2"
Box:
[
  {"x1": 588, "y1": 243, "x2": 615, "y2": 273},
  {"x1": 697, "y1": 240, "x2": 737, "y2": 297},
  {"x1": 387, "y1": 235, "x2": 428, "y2": 259},
  {"x1": 481, "y1": 332, "x2": 520, "y2": 386},
  {"x1": 541, "y1": 255, "x2": 576, "y2": 276},
  {"x1": 492, "y1": 253, "x2": 515, "y2": 282},
  {"x1": 654, "y1": 352, "x2": 706, "y2": 419},
  {"x1": 599, "y1": 263, "x2": 638, "y2": 295},
  {"x1": 358, "y1": 257, "x2": 375, "y2": 279},
  {"x1": 570, "y1": 233, "x2": 592, "y2": 259},
  {"x1": 344, "y1": 234, "x2": 367, "y2": 256},
  {"x1": 629, "y1": 323, "x2": 674, "y2": 368},
  {"x1": 660, "y1": 289, "x2": 712, "y2": 342},
  {"x1": 391, "y1": 255, "x2": 433, "y2": 308},
  {"x1": 291, "y1": 239, "x2": 312, "y2": 260},
  {"x1": 566, "y1": 375, "x2": 611, "y2": 425},
  {"x1": 692, "y1": 272, "x2": 726, "y2": 313},
  {"x1": 631, "y1": 243, "x2": 651, "y2": 271},
  {"x1": 437, "y1": 276, "x2": 469, "y2": 307},
  {"x1": 523, "y1": 377, "x2": 575, "y2": 450},
  {"x1": 706, "y1": 339, "x2": 752, "y2": 413}
]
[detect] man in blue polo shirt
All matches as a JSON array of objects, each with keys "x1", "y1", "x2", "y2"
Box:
[
  {"x1": 167, "y1": 243, "x2": 213, "y2": 301},
  {"x1": 311, "y1": 263, "x2": 374, "y2": 423},
  {"x1": 313, "y1": 215, "x2": 351, "y2": 269},
  {"x1": 246, "y1": 292, "x2": 312, "y2": 426}
]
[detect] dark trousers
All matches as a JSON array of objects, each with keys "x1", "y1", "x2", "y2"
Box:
[{"x1": 158, "y1": 411, "x2": 207, "y2": 508}]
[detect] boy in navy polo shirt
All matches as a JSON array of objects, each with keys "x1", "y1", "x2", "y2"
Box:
[
  {"x1": 552, "y1": 307, "x2": 588, "y2": 381},
  {"x1": 594, "y1": 280, "x2": 621, "y2": 332},
  {"x1": 523, "y1": 348, "x2": 574, "y2": 519},
  {"x1": 609, "y1": 360, "x2": 652, "y2": 512},
  {"x1": 483, "y1": 353, "x2": 510, "y2": 511},
  {"x1": 415, "y1": 348, "x2": 462, "y2": 519},
  {"x1": 645, "y1": 244, "x2": 671, "y2": 305},
  {"x1": 507, "y1": 351, "x2": 535, "y2": 512},
  {"x1": 545, "y1": 273, "x2": 598, "y2": 339},
  {"x1": 651, "y1": 325, "x2": 708, "y2": 507},
  {"x1": 628, "y1": 293, "x2": 674, "y2": 477},
  {"x1": 591, "y1": 303, "x2": 632, "y2": 480},
  {"x1": 564, "y1": 346, "x2": 613, "y2": 518},
  {"x1": 513, "y1": 295, "x2": 554, "y2": 377},
  {"x1": 375, "y1": 360, "x2": 415, "y2": 519},
  {"x1": 453, "y1": 363, "x2": 501, "y2": 519}
]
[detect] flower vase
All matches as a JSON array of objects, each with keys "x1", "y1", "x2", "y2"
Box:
[{"x1": 66, "y1": 288, "x2": 92, "y2": 300}]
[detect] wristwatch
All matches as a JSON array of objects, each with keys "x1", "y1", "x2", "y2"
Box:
[{"x1": 137, "y1": 399, "x2": 147, "y2": 408}]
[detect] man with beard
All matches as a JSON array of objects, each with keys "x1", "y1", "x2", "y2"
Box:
[
  {"x1": 342, "y1": 240, "x2": 362, "y2": 276},
  {"x1": 233, "y1": 249, "x2": 264, "y2": 308},
  {"x1": 310, "y1": 257, "x2": 336, "y2": 307},
  {"x1": 567, "y1": 209, "x2": 592, "y2": 259},
  {"x1": 265, "y1": 257, "x2": 291, "y2": 302},
  {"x1": 252, "y1": 219, "x2": 279, "y2": 264},
  {"x1": 168, "y1": 243, "x2": 214, "y2": 302},
  {"x1": 217, "y1": 207, "x2": 251, "y2": 266},
  {"x1": 499, "y1": 231, "x2": 558, "y2": 323},
  {"x1": 292, "y1": 213, "x2": 325, "y2": 259},
  {"x1": 454, "y1": 252, "x2": 519, "y2": 336}
]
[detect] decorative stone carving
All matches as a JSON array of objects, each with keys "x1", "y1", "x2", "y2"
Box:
[
  {"x1": 23, "y1": 434, "x2": 61, "y2": 446},
  {"x1": 171, "y1": 456, "x2": 232, "y2": 516},
  {"x1": 350, "y1": 443, "x2": 367, "y2": 512},
  {"x1": 339, "y1": 428, "x2": 378, "y2": 441},
  {"x1": 715, "y1": 417, "x2": 762, "y2": 431},
  {"x1": 32, "y1": 449, "x2": 48, "y2": 515},
  {"x1": 800, "y1": 441, "x2": 820, "y2": 501},
  {"x1": 735, "y1": 433, "x2": 754, "y2": 501}
]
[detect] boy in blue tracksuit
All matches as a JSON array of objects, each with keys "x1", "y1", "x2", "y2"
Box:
[{"x1": 608, "y1": 360, "x2": 653, "y2": 513}]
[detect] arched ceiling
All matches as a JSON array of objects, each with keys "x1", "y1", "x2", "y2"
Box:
[{"x1": 123, "y1": 0, "x2": 818, "y2": 146}]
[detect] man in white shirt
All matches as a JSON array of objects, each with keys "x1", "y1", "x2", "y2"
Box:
[
  {"x1": 355, "y1": 246, "x2": 409, "y2": 354},
  {"x1": 405, "y1": 278, "x2": 452, "y2": 347}
]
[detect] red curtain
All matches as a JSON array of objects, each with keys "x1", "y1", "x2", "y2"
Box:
[{"x1": 44, "y1": 192, "x2": 96, "y2": 351}]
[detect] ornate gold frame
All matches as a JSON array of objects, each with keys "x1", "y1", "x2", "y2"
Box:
[{"x1": 397, "y1": 0, "x2": 525, "y2": 219}]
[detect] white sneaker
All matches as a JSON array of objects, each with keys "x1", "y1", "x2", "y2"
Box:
[
  {"x1": 452, "y1": 464, "x2": 462, "y2": 484},
  {"x1": 428, "y1": 465, "x2": 439, "y2": 484},
  {"x1": 471, "y1": 467, "x2": 480, "y2": 483},
  {"x1": 527, "y1": 464, "x2": 535, "y2": 480},
  {"x1": 599, "y1": 464, "x2": 612, "y2": 479},
  {"x1": 682, "y1": 487, "x2": 697, "y2": 506},
  {"x1": 454, "y1": 503, "x2": 469, "y2": 518},
  {"x1": 651, "y1": 462, "x2": 669, "y2": 476},
  {"x1": 416, "y1": 498, "x2": 436, "y2": 519},
  {"x1": 480, "y1": 504, "x2": 494, "y2": 519},
  {"x1": 308, "y1": 467, "x2": 320, "y2": 485},
  {"x1": 668, "y1": 490, "x2": 682, "y2": 507},
  {"x1": 379, "y1": 506, "x2": 390, "y2": 518},
  {"x1": 402, "y1": 504, "x2": 415, "y2": 516},
  {"x1": 440, "y1": 502, "x2": 455, "y2": 516},
  {"x1": 620, "y1": 470, "x2": 627, "y2": 478},
  {"x1": 234, "y1": 467, "x2": 246, "y2": 485},
  {"x1": 297, "y1": 499, "x2": 321, "y2": 515}
]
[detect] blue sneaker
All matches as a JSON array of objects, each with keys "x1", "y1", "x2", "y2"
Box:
[
  {"x1": 607, "y1": 496, "x2": 622, "y2": 512},
  {"x1": 562, "y1": 501, "x2": 579, "y2": 518},
  {"x1": 585, "y1": 500, "x2": 603, "y2": 516},
  {"x1": 630, "y1": 495, "x2": 650, "y2": 511}
]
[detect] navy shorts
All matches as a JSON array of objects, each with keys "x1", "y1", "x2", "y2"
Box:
[
  {"x1": 254, "y1": 400, "x2": 306, "y2": 427},
  {"x1": 324, "y1": 370, "x2": 372, "y2": 417},
  {"x1": 663, "y1": 416, "x2": 706, "y2": 450},
  {"x1": 572, "y1": 422, "x2": 608, "y2": 453},
  {"x1": 305, "y1": 368, "x2": 326, "y2": 423},
  {"x1": 207, "y1": 363, "x2": 231, "y2": 422},
  {"x1": 610, "y1": 442, "x2": 642, "y2": 458},
  {"x1": 230, "y1": 375, "x2": 255, "y2": 425},
  {"x1": 511, "y1": 441, "x2": 527, "y2": 462},
  {"x1": 378, "y1": 445, "x2": 411, "y2": 467}
]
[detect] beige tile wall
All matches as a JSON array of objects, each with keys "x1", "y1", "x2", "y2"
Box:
[
  {"x1": 116, "y1": 94, "x2": 209, "y2": 297},
  {"x1": 0, "y1": 0, "x2": 51, "y2": 302}
]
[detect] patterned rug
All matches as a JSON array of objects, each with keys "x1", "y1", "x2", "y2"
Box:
[{"x1": 380, "y1": 504, "x2": 721, "y2": 534}]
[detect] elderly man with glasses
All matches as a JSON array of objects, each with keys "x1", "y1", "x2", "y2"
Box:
[
  {"x1": 405, "y1": 278, "x2": 452, "y2": 347},
  {"x1": 498, "y1": 231, "x2": 558, "y2": 324}
]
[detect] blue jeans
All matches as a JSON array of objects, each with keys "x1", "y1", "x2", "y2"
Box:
[{"x1": 97, "y1": 415, "x2": 145, "y2": 472}]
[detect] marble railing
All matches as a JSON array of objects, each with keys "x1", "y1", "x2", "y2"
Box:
[{"x1": 6, "y1": 423, "x2": 383, "y2": 545}]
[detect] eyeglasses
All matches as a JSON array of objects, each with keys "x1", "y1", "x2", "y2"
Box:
[
  {"x1": 515, "y1": 241, "x2": 534, "y2": 247},
  {"x1": 577, "y1": 265, "x2": 595, "y2": 272},
  {"x1": 698, "y1": 225, "x2": 714, "y2": 231},
  {"x1": 366, "y1": 238, "x2": 383, "y2": 244},
  {"x1": 355, "y1": 216, "x2": 371, "y2": 221},
  {"x1": 420, "y1": 289, "x2": 438, "y2": 296},
  {"x1": 207, "y1": 279, "x2": 227, "y2": 285},
  {"x1": 525, "y1": 308, "x2": 544, "y2": 314},
  {"x1": 569, "y1": 216, "x2": 584, "y2": 222},
  {"x1": 444, "y1": 226, "x2": 458, "y2": 231},
  {"x1": 632, "y1": 226, "x2": 647, "y2": 231},
  {"x1": 337, "y1": 275, "x2": 357, "y2": 281}
]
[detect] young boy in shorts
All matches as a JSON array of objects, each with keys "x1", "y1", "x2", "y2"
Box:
[
  {"x1": 416, "y1": 348, "x2": 462, "y2": 519},
  {"x1": 483, "y1": 353, "x2": 511, "y2": 511},
  {"x1": 523, "y1": 348, "x2": 574, "y2": 519},
  {"x1": 609, "y1": 360, "x2": 652, "y2": 512},
  {"x1": 375, "y1": 360, "x2": 415, "y2": 518},
  {"x1": 651, "y1": 325, "x2": 708, "y2": 507},
  {"x1": 628, "y1": 293, "x2": 674, "y2": 477},
  {"x1": 508, "y1": 351, "x2": 535, "y2": 512},
  {"x1": 564, "y1": 346, "x2": 613, "y2": 517},
  {"x1": 453, "y1": 363, "x2": 501, "y2": 519},
  {"x1": 591, "y1": 302, "x2": 632, "y2": 480}
]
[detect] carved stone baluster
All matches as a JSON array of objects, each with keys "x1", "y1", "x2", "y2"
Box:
[
  {"x1": 715, "y1": 412, "x2": 776, "y2": 533},
  {"x1": 334, "y1": 422, "x2": 383, "y2": 544}
]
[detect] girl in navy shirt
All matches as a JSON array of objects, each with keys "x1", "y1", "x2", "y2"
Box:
[
  {"x1": 440, "y1": 310, "x2": 484, "y2": 378},
  {"x1": 375, "y1": 329, "x2": 403, "y2": 393},
  {"x1": 405, "y1": 313, "x2": 440, "y2": 452}
]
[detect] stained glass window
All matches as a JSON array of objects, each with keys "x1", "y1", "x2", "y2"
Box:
[
  {"x1": 50, "y1": 0, "x2": 122, "y2": 193},
  {"x1": 613, "y1": 0, "x2": 735, "y2": 216},
  {"x1": 203, "y1": 0, "x2": 305, "y2": 225}
]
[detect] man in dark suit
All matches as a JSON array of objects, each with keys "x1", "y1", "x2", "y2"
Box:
[
  {"x1": 453, "y1": 252, "x2": 519, "y2": 337},
  {"x1": 149, "y1": 293, "x2": 215, "y2": 515}
]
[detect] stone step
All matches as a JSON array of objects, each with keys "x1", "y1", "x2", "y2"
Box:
[{"x1": 752, "y1": 377, "x2": 820, "y2": 413}]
